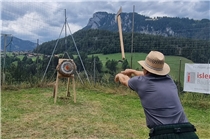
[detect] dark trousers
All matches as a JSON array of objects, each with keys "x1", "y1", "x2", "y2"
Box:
[{"x1": 149, "y1": 123, "x2": 199, "y2": 139}]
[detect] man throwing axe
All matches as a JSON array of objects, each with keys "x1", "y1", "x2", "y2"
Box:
[{"x1": 115, "y1": 51, "x2": 198, "y2": 139}]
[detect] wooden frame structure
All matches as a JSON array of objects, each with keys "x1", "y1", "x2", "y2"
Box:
[{"x1": 53, "y1": 59, "x2": 76, "y2": 103}]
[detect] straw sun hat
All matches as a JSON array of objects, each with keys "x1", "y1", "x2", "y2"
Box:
[{"x1": 138, "y1": 51, "x2": 170, "y2": 75}]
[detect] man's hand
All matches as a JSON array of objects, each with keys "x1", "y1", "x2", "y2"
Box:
[
  {"x1": 114, "y1": 73, "x2": 122, "y2": 82},
  {"x1": 115, "y1": 73, "x2": 130, "y2": 86}
]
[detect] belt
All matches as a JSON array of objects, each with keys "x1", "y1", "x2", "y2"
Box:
[{"x1": 149, "y1": 123, "x2": 196, "y2": 137}]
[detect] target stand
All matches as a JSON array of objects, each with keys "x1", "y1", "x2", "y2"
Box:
[{"x1": 53, "y1": 58, "x2": 77, "y2": 103}]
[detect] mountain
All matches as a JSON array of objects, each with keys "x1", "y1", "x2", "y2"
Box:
[
  {"x1": 82, "y1": 12, "x2": 210, "y2": 40},
  {"x1": 1, "y1": 36, "x2": 37, "y2": 52}
]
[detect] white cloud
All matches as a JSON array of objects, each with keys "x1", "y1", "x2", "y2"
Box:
[{"x1": 1, "y1": 1, "x2": 209, "y2": 44}]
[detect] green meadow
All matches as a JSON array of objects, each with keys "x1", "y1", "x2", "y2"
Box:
[{"x1": 1, "y1": 83, "x2": 210, "y2": 139}]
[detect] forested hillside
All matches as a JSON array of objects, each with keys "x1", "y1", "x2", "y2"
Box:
[{"x1": 34, "y1": 29, "x2": 210, "y2": 63}]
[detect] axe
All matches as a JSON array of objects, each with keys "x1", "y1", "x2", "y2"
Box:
[{"x1": 115, "y1": 7, "x2": 125, "y2": 60}]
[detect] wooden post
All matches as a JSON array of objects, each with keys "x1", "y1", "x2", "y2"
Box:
[
  {"x1": 67, "y1": 77, "x2": 70, "y2": 97},
  {"x1": 73, "y1": 76, "x2": 76, "y2": 103},
  {"x1": 178, "y1": 59, "x2": 181, "y2": 94},
  {"x1": 54, "y1": 74, "x2": 59, "y2": 103}
]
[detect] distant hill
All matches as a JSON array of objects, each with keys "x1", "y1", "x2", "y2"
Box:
[
  {"x1": 82, "y1": 12, "x2": 210, "y2": 40},
  {"x1": 1, "y1": 36, "x2": 37, "y2": 52},
  {"x1": 34, "y1": 29, "x2": 210, "y2": 63}
]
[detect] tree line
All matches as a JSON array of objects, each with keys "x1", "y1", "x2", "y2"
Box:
[{"x1": 1, "y1": 52, "x2": 130, "y2": 85}]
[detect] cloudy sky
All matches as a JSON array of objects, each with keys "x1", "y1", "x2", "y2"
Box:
[{"x1": 1, "y1": 0, "x2": 210, "y2": 44}]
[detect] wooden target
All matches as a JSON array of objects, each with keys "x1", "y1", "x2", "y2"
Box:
[
  {"x1": 56, "y1": 59, "x2": 76, "y2": 77},
  {"x1": 54, "y1": 58, "x2": 77, "y2": 103}
]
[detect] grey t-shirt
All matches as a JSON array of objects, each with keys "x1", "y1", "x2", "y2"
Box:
[{"x1": 128, "y1": 74, "x2": 188, "y2": 129}]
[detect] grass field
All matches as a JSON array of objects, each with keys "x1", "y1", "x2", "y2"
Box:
[{"x1": 1, "y1": 83, "x2": 210, "y2": 139}]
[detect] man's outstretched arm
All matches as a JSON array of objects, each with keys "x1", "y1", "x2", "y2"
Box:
[{"x1": 121, "y1": 69, "x2": 144, "y2": 77}]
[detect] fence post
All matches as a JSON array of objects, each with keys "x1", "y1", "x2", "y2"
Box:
[{"x1": 178, "y1": 59, "x2": 181, "y2": 94}]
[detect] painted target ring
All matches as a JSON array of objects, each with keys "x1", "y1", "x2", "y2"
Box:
[{"x1": 57, "y1": 60, "x2": 76, "y2": 76}]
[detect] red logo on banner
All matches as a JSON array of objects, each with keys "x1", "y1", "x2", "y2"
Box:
[{"x1": 187, "y1": 72, "x2": 195, "y2": 83}]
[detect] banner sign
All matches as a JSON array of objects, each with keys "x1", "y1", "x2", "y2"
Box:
[{"x1": 184, "y1": 63, "x2": 210, "y2": 94}]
